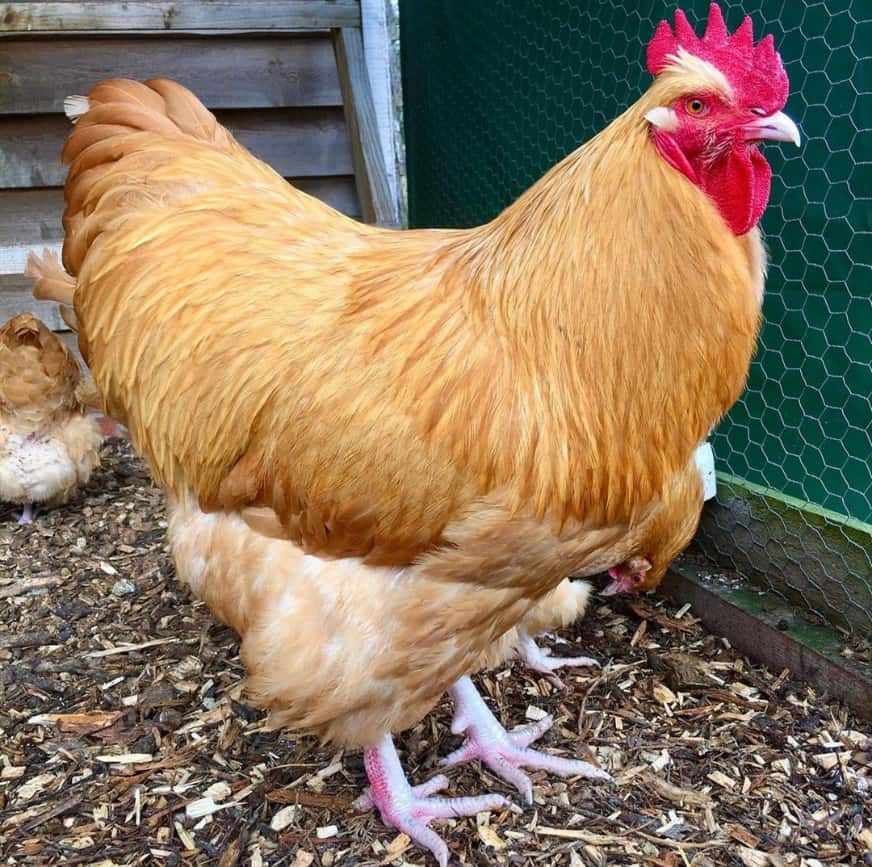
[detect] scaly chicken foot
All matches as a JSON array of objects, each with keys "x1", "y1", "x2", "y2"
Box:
[
  {"x1": 17, "y1": 503, "x2": 35, "y2": 524},
  {"x1": 443, "y1": 675, "x2": 610, "y2": 804},
  {"x1": 518, "y1": 635, "x2": 599, "y2": 688},
  {"x1": 354, "y1": 733, "x2": 510, "y2": 867}
]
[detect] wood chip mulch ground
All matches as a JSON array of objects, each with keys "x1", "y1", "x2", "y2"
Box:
[{"x1": 1, "y1": 439, "x2": 869, "y2": 867}]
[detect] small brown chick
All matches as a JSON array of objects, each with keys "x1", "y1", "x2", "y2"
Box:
[{"x1": 0, "y1": 313, "x2": 101, "y2": 523}]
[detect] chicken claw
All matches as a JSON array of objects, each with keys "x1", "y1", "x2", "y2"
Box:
[
  {"x1": 517, "y1": 635, "x2": 599, "y2": 688},
  {"x1": 443, "y1": 676, "x2": 610, "y2": 803},
  {"x1": 17, "y1": 504, "x2": 35, "y2": 524},
  {"x1": 355, "y1": 733, "x2": 510, "y2": 867}
]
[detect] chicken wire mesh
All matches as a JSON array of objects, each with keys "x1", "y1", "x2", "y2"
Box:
[{"x1": 399, "y1": 0, "x2": 871, "y2": 634}]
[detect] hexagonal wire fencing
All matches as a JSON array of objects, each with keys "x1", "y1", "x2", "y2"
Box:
[{"x1": 399, "y1": 0, "x2": 871, "y2": 635}]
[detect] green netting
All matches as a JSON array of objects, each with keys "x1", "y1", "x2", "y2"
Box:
[{"x1": 399, "y1": 0, "x2": 871, "y2": 632}]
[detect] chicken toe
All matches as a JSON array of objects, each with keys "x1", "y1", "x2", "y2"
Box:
[
  {"x1": 443, "y1": 675, "x2": 610, "y2": 803},
  {"x1": 355, "y1": 733, "x2": 510, "y2": 867},
  {"x1": 17, "y1": 503, "x2": 35, "y2": 524},
  {"x1": 518, "y1": 635, "x2": 599, "y2": 687}
]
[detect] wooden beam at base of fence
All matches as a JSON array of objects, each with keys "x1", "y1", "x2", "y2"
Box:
[
  {"x1": 694, "y1": 478, "x2": 871, "y2": 636},
  {"x1": 662, "y1": 563, "x2": 872, "y2": 721}
]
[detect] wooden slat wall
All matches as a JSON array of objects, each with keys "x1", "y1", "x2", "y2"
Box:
[
  {"x1": 0, "y1": 2, "x2": 361, "y2": 33},
  {"x1": 0, "y1": 30, "x2": 361, "y2": 329}
]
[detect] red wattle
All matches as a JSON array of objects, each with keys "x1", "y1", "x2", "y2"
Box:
[
  {"x1": 651, "y1": 133, "x2": 772, "y2": 235},
  {"x1": 701, "y1": 144, "x2": 772, "y2": 236}
]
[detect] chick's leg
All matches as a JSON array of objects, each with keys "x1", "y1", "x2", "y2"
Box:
[
  {"x1": 354, "y1": 733, "x2": 509, "y2": 867},
  {"x1": 518, "y1": 635, "x2": 598, "y2": 687},
  {"x1": 17, "y1": 503, "x2": 34, "y2": 524},
  {"x1": 443, "y1": 676, "x2": 610, "y2": 803}
]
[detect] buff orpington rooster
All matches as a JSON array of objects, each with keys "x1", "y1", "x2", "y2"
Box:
[
  {"x1": 29, "y1": 5, "x2": 799, "y2": 862},
  {"x1": 0, "y1": 312, "x2": 101, "y2": 524}
]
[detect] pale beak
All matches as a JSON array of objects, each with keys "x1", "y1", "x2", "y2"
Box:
[
  {"x1": 744, "y1": 111, "x2": 801, "y2": 146},
  {"x1": 600, "y1": 566, "x2": 632, "y2": 597}
]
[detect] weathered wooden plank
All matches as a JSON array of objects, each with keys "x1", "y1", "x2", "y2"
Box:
[
  {"x1": 662, "y1": 565, "x2": 872, "y2": 721},
  {"x1": 361, "y1": 0, "x2": 401, "y2": 223},
  {"x1": 0, "y1": 188, "x2": 63, "y2": 245},
  {"x1": 0, "y1": 178, "x2": 357, "y2": 245},
  {"x1": 333, "y1": 27, "x2": 395, "y2": 226},
  {"x1": 0, "y1": 240, "x2": 61, "y2": 275},
  {"x1": 0, "y1": 273, "x2": 66, "y2": 329},
  {"x1": 0, "y1": 177, "x2": 356, "y2": 322},
  {"x1": 0, "y1": 107, "x2": 352, "y2": 188},
  {"x1": 0, "y1": 172, "x2": 358, "y2": 319},
  {"x1": 227, "y1": 108, "x2": 353, "y2": 178},
  {"x1": 0, "y1": 36, "x2": 342, "y2": 114},
  {"x1": 0, "y1": 180, "x2": 358, "y2": 255},
  {"x1": 299, "y1": 175, "x2": 359, "y2": 215},
  {"x1": 0, "y1": 2, "x2": 361, "y2": 34},
  {"x1": 0, "y1": 115, "x2": 62, "y2": 186}
]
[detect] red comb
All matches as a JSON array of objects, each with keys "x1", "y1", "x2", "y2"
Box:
[{"x1": 646, "y1": 4, "x2": 788, "y2": 111}]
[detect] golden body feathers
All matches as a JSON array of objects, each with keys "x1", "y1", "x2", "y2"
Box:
[
  {"x1": 31, "y1": 76, "x2": 761, "y2": 745},
  {"x1": 0, "y1": 313, "x2": 101, "y2": 511}
]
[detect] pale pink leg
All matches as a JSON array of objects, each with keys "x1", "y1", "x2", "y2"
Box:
[
  {"x1": 518, "y1": 635, "x2": 599, "y2": 687},
  {"x1": 354, "y1": 733, "x2": 509, "y2": 867},
  {"x1": 16, "y1": 503, "x2": 34, "y2": 525},
  {"x1": 443, "y1": 675, "x2": 610, "y2": 803}
]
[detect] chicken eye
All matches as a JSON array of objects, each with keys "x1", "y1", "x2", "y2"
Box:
[{"x1": 686, "y1": 98, "x2": 707, "y2": 116}]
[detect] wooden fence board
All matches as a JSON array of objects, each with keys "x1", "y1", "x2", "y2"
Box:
[
  {"x1": 0, "y1": 176, "x2": 359, "y2": 327},
  {"x1": 0, "y1": 107, "x2": 352, "y2": 188},
  {"x1": 226, "y1": 108, "x2": 353, "y2": 178},
  {"x1": 0, "y1": 2, "x2": 360, "y2": 34},
  {"x1": 663, "y1": 565, "x2": 872, "y2": 721},
  {"x1": 0, "y1": 35, "x2": 342, "y2": 114},
  {"x1": 0, "y1": 178, "x2": 357, "y2": 252},
  {"x1": 0, "y1": 240, "x2": 61, "y2": 275},
  {"x1": 0, "y1": 274, "x2": 66, "y2": 329},
  {"x1": 0, "y1": 188, "x2": 63, "y2": 245},
  {"x1": 0, "y1": 176, "x2": 358, "y2": 267}
]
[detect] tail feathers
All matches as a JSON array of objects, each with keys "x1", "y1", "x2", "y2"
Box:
[
  {"x1": 59, "y1": 78, "x2": 237, "y2": 275},
  {"x1": 62, "y1": 77, "x2": 232, "y2": 165},
  {"x1": 146, "y1": 78, "x2": 231, "y2": 145},
  {"x1": 84, "y1": 79, "x2": 166, "y2": 114},
  {"x1": 27, "y1": 249, "x2": 76, "y2": 307}
]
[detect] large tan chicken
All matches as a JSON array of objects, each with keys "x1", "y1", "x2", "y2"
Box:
[
  {"x1": 29, "y1": 4, "x2": 798, "y2": 862},
  {"x1": 0, "y1": 312, "x2": 101, "y2": 524}
]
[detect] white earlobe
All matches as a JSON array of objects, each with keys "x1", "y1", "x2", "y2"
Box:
[{"x1": 644, "y1": 106, "x2": 679, "y2": 132}]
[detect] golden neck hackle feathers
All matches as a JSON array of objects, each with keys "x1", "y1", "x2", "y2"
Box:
[{"x1": 353, "y1": 69, "x2": 762, "y2": 529}]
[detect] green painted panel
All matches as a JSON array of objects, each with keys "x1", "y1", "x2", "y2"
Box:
[{"x1": 400, "y1": 0, "x2": 872, "y2": 523}]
